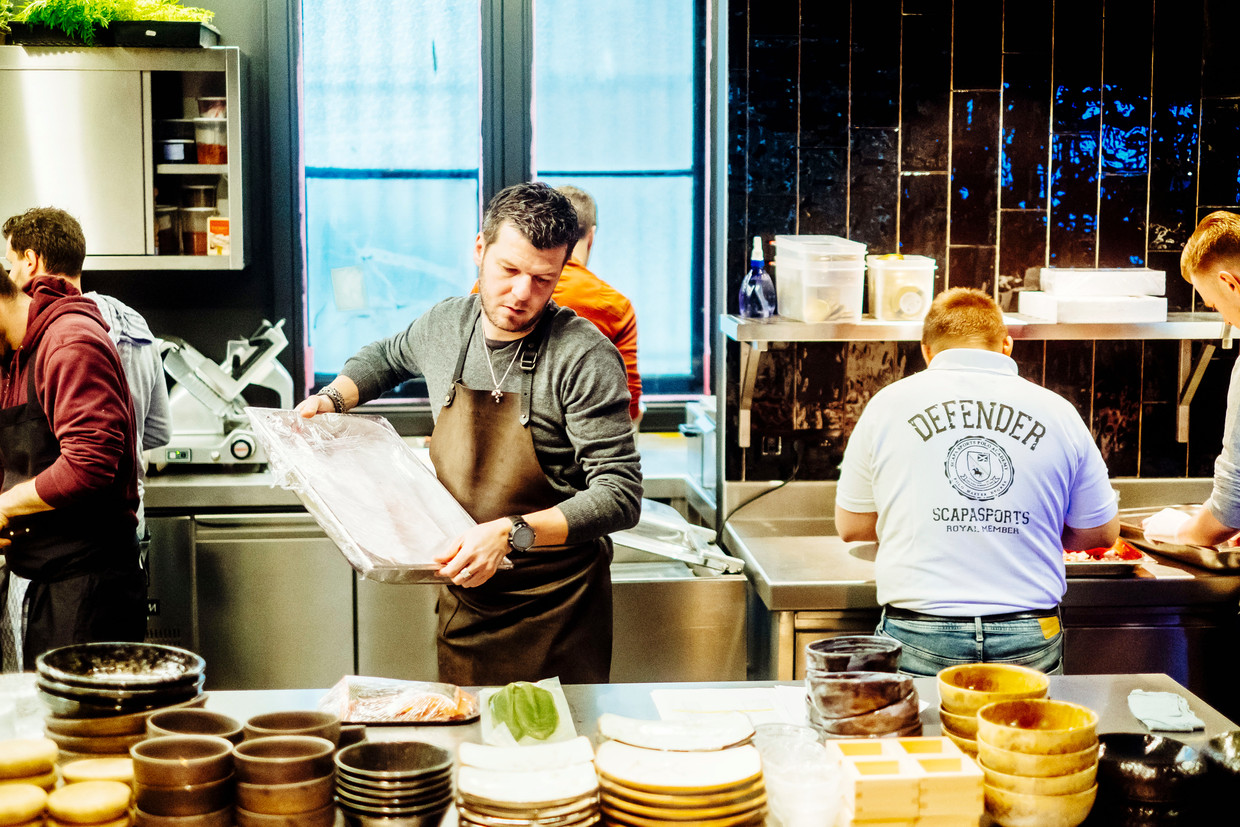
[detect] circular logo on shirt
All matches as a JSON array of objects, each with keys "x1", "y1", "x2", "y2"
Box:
[{"x1": 944, "y1": 436, "x2": 1014, "y2": 501}]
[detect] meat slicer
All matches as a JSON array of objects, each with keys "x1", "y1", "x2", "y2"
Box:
[{"x1": 155, "y1": 319, "x2": 294, "y2": 466}]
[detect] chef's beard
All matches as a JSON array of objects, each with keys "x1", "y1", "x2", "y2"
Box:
[{"x1": 477, "y1": 270, "x2": 547, "y2": 336}]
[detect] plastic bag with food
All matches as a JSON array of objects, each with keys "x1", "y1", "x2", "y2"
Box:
[
  {"x1": 246, "y1": 408, "x2": 485, "y2": 583},
  {"x1": 319, "y1": 675, "x2": 479, "y2": 724}
]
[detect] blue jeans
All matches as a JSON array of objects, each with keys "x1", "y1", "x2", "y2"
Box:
[{"x1": 875, "y1": 608, "x2": 1065, "y2": 677}]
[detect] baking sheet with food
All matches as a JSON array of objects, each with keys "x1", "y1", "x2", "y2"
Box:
[
  {"x1": 319, "y1": 675, "x2": 479, "y2": 725},
  {"x1": 1063, "y1": 539, "x2": 1154, "y2": 576},
  {"x1": 1116, "y1": 505, "x2": 1240, "y2": 570}
]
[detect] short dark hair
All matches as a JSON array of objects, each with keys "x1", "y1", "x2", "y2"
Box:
[
  {"x1": 555, "y1": 185, "x2": 596, "y2": 236},
  {"x1": 922, "y1": 287, "x2": 1008, "y2": 350},
  {"x1": 480, "y1": 182, "x2": 578, "y2": 259},
  {"x1": 1182, "y1": 210, "x2": 1240, "y2": 284},
  {"x1": 2, "y1": 207, "x2": 86, "y2": 277}
]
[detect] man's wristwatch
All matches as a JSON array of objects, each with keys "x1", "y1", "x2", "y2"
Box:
[{"x1": 507, "y1": 516, "x2": 536, "y2": 553}]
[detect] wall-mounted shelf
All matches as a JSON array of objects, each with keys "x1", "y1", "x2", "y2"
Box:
[
  {"x1": 722, "y1": 312, "x2": 1234, "y2": 448},
  {"x1": 156, "y1": 164, "x2": 229, "y2": 175}
]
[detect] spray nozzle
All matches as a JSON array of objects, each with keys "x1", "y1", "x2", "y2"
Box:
[{"x1": 750, "y1": 236, "x2": 765, "y2": 266}]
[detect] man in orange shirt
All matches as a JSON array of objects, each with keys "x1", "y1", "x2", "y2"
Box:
[{"x1": 553, "y1": 186, "x2": 642, "y2": 424}]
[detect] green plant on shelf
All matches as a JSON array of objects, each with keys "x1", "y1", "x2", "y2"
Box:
[{"x1": 15, "y1": 0, "x2": 214, "y2": 45}]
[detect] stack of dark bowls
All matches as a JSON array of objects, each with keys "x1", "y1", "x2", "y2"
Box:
[
  {"x1": 1093, "y1": 733, "x2": 1207, "y2": 826},
  {"x1": 804, "y1": 635, "x2": 921, "y2": 739},
  {"x1": 335, "y1": 740, "x2": 454, "y2": 827},
  {"x1": 37, "y1": 643, "x2": 206, "y2": 757}
]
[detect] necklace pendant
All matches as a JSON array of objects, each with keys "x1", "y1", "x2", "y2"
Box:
[{"x1": 491, "y1": 389, "x2": 503, "y2": 404}]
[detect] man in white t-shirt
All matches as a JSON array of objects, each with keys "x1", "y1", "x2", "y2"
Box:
[{"x1": 835, "y1": 287, "x2": 1119, "y2": 676}]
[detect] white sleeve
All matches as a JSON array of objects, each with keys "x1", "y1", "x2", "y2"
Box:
[
  {"x1": 835, "y1": 410, "x2": 878, "y2": 513},
  {"x1": 1063, "y1": 416, "x2": 1117, "y2": 529}
]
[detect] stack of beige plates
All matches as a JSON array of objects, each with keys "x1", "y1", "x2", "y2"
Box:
[
  {"x1": 456, "y1": 737, "x2": 598, "y2": 827},
  {"x1": 975, "y1": 699, "x2": 1100, "y2": 827},
  {"x1": 594, "y1": 740, "x2": 766, "y2": 827},
  {"x1": 936, "y1": 663, "x2": 1050, "y2": 757}
]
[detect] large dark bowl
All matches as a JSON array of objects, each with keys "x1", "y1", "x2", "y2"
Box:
[
  {"x1": 334, "y1": 741, "x2": 452, "y2": 782},
  {"x1": 804, "y1": 635, "x2": 901, "y2": 673},
  {"x1": 39, "y1": 673, "x2": 205, "y2": 704},
  {"x1": 1201, "y1": 730, "x2": 1240, "y2": 813},
  {"x1": 37, "y1": 643, "x2": 205, "y2": 690},
  {"x1": 1096, "y1": 733, "x2": 1207, "y2": 805},
  {"x1": 40, "y1": 683, "x2": 204, "y2": 719}
]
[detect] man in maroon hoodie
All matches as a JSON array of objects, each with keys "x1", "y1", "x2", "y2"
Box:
[{"x1": 0, "y1": 207, "x2": 146, "y2": 670}]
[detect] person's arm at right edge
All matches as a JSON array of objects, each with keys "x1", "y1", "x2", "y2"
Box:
[{"x1": 295, "y1": 375, "x2": 361, "y2": 418}]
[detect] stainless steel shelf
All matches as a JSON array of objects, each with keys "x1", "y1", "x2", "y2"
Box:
[{"x1": 721, "y1": 312, "x2": 1230, "y2": 343}]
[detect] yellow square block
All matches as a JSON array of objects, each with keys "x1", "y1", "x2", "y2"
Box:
[
  {"x1": 844, "y1": 756, "x2": 922, "y2": 821},
  {"x1": 913, "y1": 816, "x2": 983, "y2": 827}
]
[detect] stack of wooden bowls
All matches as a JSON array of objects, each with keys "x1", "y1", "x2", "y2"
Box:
[
  {"x1": 804, "y1": 636, "x2": 920, "y2": 739},
  {"x1": 975, "y1": 699, "x2": 1100, "y2": 827},
  {"x1": 936, "y1": 664, "x2": 1050, "y2": 757},
  {"x1": 131, "y1": 735, "x2": 236, "y2": 827},
  {"x1": 232, "y1": 736, "x2": 337, "y2": 827}
]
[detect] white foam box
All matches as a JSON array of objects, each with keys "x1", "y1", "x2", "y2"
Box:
[
  {"x1": 826, "y1": 737, "x2": 983, "y2": 824},
  {"x1": 1033, "y1": 267, "x2": 1165, "y2": 297},
  {"x1": 1017, "y1": 291, "x2": 1168, "y2": 323}
]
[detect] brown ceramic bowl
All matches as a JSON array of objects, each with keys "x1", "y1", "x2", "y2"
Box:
[
  {"x1": 133, "y1": 774, "x2": 235, "y2": 817},
  {"x1": 244, "y1": 712, "x2": 340, "y2": 746},
  {"x1": 337, "y1": 725, "x2": 366, "y2": 751},
  {"x1": 805, "y1": 670, "x2": 914, "y2": 718},
  {"x1": 983, "y1": 782, "x2": 1097, "y2": 827},
  {"x1": 148, "y1": 710, "x2": 244, "y2": 744},
  {"x1": 132, "y1": 736, "x2": 235, "y2": 786},
  {"x1": 234, "y1": 775, "x2": 335, "y2": 815},
  {"x1": 977, "y1": 699, "x2": 1099, "y2": 756},
  {"x1": 939, "y1": 706, "x2": 980, "y2": 738},
  {"x1": 804, "y1": 635, "x2": 901, "y2": 673},
  {"x1": 333, "y1": 741, "x2": 452, "y2": 782},
  {"x1": 134, "y1": 806, "x2": 234, "y2": 827},
  {"x1": 976, "y1": 739, "x2": 1099, "y2": 778},
  {"x1": 808, "y1": 690, "x2": 921, "y2": 737},
  {"x1": 234, "y1": 801, "x2": 336, "y2": 827},
  {"x1": 981, "y1": 761, "x2": 1098, "y2": 796},
  {"x1": 937, "y1": 664, "x2": 1050, "y2": 716},
  {"x1": 232, "y1": 736, "x2": 336, "y2": 786}
]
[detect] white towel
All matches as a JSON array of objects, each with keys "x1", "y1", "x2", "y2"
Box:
[{"x1": 1127, "y1": 689, "x2": 1205, "y2": 732}]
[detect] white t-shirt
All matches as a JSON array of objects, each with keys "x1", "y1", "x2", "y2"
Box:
[
  {"x1": 1207, "y1": 354, "x2": 1240, "y2": 528},
  {"x1": 836, "y1": 348, "x2": 1117, "y2": 615}
]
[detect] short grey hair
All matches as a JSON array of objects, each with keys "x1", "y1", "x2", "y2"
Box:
[{"x1": 555, "y1": 185, "x2": 596, "y2": 236}]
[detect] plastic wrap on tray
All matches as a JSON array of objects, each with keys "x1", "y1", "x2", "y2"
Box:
[
  {"x1": 246, "y1": 407, "x2": 477, "y2": 583},
  {"x1": 319, "y1": 676, "x2": 479, "y2": 724}
]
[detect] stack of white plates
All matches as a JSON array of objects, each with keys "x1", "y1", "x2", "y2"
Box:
[
  {"x1": 593, "y1": 741, "x2": 766, "y2": 827},
  {"x1": 456, "y1": 737, "x2": 598, "y2": 827},
  {"x1": 334, "y1": 740, "x2": 453, "y2": 826}
]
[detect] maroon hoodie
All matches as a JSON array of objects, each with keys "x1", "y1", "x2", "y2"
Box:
[{"x1": 0, "y1": 277, "x2": 138, "y2": 524}]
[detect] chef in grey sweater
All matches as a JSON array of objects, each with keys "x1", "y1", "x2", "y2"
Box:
[{"x1": 296, "y1": 182, "x2": 642, "y2": 685}]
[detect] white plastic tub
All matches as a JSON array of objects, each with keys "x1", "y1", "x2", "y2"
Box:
[
  {"x1": 866, "y1": 254, "x2": 937, "y2": 321},
  {"x1": 774, "y1": 235, "x2": 866, "y2": 323}
]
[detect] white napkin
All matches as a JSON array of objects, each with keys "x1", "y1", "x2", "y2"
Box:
[
  {"x1": 1142, "y1": 507, "x2": 1192, "y2": 544},
  {"x1": 1127, "y1": 689, "x2": 1205, "y2": 731}
]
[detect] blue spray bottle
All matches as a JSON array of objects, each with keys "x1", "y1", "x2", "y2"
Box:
[{"x1": 738, "y1": 235, "x2": 778, "y2": 318}]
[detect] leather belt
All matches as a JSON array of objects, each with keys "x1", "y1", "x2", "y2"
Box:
[{"x1": 884, "y1": 605, "x2": 1058, "y2": 623}]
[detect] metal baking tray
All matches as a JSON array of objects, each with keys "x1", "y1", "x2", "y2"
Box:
[
  {"x1": 1064, "y1": 555, "x2": 1153, "y2": 577},
  {"x1": 1117, "y1": 505, "x2": 1240, "y2": 570}
]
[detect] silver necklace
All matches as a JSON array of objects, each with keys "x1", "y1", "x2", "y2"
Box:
[{"x1": 482, "y1": 334, "x2": 523, "y2": 403}]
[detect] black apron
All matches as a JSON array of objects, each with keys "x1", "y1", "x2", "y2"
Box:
[
  {"x1": 0, "y1": 347, "x2": 145, "y2": 670},
  {"x1": 429, "y1": 309, "x2": 612, "y2": 686}
]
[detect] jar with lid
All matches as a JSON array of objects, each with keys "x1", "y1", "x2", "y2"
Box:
[
  {"x1": 181, "y1": 184, "x2": 217, "y2": 209},
  {"x1": 154, "y1": 206, "x2": 180, "y2": 255}
]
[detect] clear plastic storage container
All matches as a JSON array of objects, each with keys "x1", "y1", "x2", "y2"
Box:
[
  {"x1": 773, "y1": 235, "x2": 866, "y2": 323},
  {"x1": 866, "y1": 254, "x2": 937, "y2": 321}
]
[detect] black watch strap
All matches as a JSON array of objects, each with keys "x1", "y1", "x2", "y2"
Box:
[{"x1": 507, "y1": 515, "x2": 536, "y2": 553}]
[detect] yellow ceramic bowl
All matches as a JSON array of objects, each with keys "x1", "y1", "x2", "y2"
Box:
[
  {"x1": 977, "y1": 739, "x2": 1098, "y2": 778},
  {"x1": 937, "y1": 664, "x2": 1050, "y2": 715},
  {"x1": 939, "y1": 706, "x2": 979, "y2": 738},
  {"x1": 941, "y1": 727, "x2": 978, "y2": 757},
  {"x1": 977, "y1": 700, "x2": 1099, "y2": 756},
  {"x1": 981, "y1": 760, "x2": 1097, "y2": 796},
  {"x1": 983, "y1": 782, "x2": 1097, "y2": 827}
]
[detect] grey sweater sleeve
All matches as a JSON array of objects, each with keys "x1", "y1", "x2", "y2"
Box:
[{"x1": 340, "y1": 314, "x2": 428, "y2": 404}]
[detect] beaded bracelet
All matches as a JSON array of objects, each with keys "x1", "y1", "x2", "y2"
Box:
[{"x1": 318, "y1": 385, "x2": 346, "y2": 414}]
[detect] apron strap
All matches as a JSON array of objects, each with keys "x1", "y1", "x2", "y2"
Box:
[
  {"x1": 444, "y1": 304, "x2": 481, "y2": 408},
  {"x1": 519, "y1": 311, "x2": 554, "y2": 427}
]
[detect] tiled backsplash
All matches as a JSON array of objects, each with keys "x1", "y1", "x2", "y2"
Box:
[{"x1": 727, "y1": 0, "x2": 1240, "y2": 482}]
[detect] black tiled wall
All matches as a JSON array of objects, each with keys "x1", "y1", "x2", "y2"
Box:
[{"x1": 727, "y1": 0, "x2": 1240, "y2": 482}]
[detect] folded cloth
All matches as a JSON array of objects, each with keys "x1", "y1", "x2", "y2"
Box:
[
  {"x1": 1143, "y1": 507, "x2": 1192, "y2": 544},
  {"x1": 1127, "y1": 689, "x2": 1205, "y2": 732}
]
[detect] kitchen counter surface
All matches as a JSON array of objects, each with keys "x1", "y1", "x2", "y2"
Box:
[
  {"x1": 146, "y1": 431, "x2": 694, "y2": 510},
  {"x1": 203, "y1": 672, "x2": 1236, "y2": 754}
]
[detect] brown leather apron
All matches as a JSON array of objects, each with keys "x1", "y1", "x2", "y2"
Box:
[{"x1": 429, "y1": 309, "x2": 612, "y2": 686}]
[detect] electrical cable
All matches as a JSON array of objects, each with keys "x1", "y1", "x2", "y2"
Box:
[{"x1": 716, "y1": 444, "x2": 802, "y2": 546}]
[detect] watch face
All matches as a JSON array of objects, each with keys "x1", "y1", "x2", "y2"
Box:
[{"x1": 511, "y1": 523, "x2": 536, "y2": 550}]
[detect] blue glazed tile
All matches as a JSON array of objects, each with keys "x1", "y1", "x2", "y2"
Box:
[
  {"x1": 948, "y1": 245, "x2": 996, "y2": 294},
  {"x1": 1198, "y1": 99, "x2": 1240, "y2": 208},
  {"x1": 749, "y1": 38, "x2": 799, "y2": 134},
  {"x1": 1001, "y1": 52, "x2": 1052, "y2": 210},
  {"x1": 1098, "y1": 175, "x2": 1148, "y2": 269},
  {"x1": 748, "y1": 0, "x2": 800, "y2": 38},
  {"x1": 1146, "y1": 251, "x2": 1194, "y2": 314},
  {"x1": 729, "y1": 1, "x2": 748, "y2": 73},
  {"x1": 747, "y1": 195, "x2": 799, "y2": 239},
  {"x1": 801, "y1": 37, "x2": 851, "y2": 148},
  {"x1": 851, "y1": 0, "x2": 901, "y2": 127},
  {"x1": 1010, "y1": 340, "x2": 1045, "y2": 384},
  {"x1": 1141, "y1": 340, "x2": 1181, "y2": 404},
  {"x1": 901, "y1": 10, "x2": 951, "y2": 171},
  {"x1": 1003, "y1": 0, "x2": 1052, "y2": 54},
  {"x1": 1048, "y1": 133, "x2": 1099, "y2": 267},
  {"x1": 952, "y1": 0, "x2": 1002, "y2": 90},
  {"x1": 1051, "y1": 0, "x2": 1103, "y2": 133},
  {"x1": 801, "y1": 0, "x2": 853, "y2": 34},
  {"x1": 900, "y1": 172, "x2": 948, "y2": 288},
  {"x1": 1140, "y1": 402, "x2": 1187, "y2": 478},
  {"x1": 1102, "y1": 0, "x2": 1154, "y2": 89},
  {"x1": 747, "y1": 127, "x2": 799, "y2": 195},
  {"x1": 849, "y1": 128, "x2": 899, "y2": 251},
  {"x1": 1093, "y1": 339, "x2": 1143, "y2": 476},
  {"x1": 1044, "y1": 340, "x2": 1093, "y2": 417},
  {"x1": 799, "y1": 148, "x2": 849, "y2": 236},
  {"x1": 1203, "y1": 0, "x2": 1240, "y2": 97},
  {"x1": 1101, "y1": 87, "x2": 1150, "y2": 176},
  {"x1": 1148, "y1": 98, "x2": 1199, "y2": 252},
  {"x1": 998, "y1": 210, "x2": 1048, "y2": 302},
  {"x1": 950, "y1": 91, "x2": 1000, "y2": 246}
]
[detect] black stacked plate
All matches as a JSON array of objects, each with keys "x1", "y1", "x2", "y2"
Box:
[
  {"x1": 335, "y1": 740, "x2": 454, "y2": 827},
  {"x1": 36, "y1": 642, "x2": 206, "y2": 720}
]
